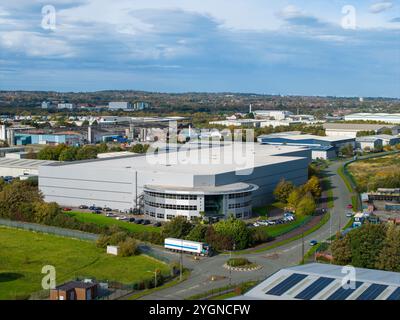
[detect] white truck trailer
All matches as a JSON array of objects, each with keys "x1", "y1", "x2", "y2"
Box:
[{"x1": 164, "y1": 238, "x2": 211, "y2": 256}]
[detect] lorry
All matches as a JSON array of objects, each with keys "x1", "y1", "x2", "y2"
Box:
[{"x1": 164, "y1": 238, "x2": 211, "y2": 256}]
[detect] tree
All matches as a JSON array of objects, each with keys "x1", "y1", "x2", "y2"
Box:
[
  {"x1": 0, "y1": 180, "x2": 43, "y2": 219},
  {"x1": 33, "y1": 202, "x2": 60, "y2": 224},
  {"x1": 287, "y1": 188, "x2": 303, "y2": 209},
  {"x1": 131, "y1": 143, "x2": 150, "y2": 154},
  {"x1": 162, "y1": 216, "x2": 193, "y2": 239},
  {"x1": 340, "y1": 144, "x2": 354, "y2": 157},
  {"x1": 296, "y1": 193, "x2": 316, "y2": 216},
  {"x1": 376, "y1": 225, "x2": 400, "y2": 272},
  {"x1": 59, "y1": 147, "x2": 77, "y2": 161},
  {"x1": 273, "y1": 179, "x2": 295, "y2": 203},
  {"x1": 348, "y1": 224, "x2": 387, "y2": 269},
  {"x1": 331, "y1": 232, "x2": 352, "y2": 265},
  {"x1": 186, "y1": 224, "x2": 208, "y2": 242},
  {"x1": 213, "y1": 217, "x2": 252, "y2": 250},
  {"x1": 304, "y1": 176, "x2": 322, "y2": 199},
  {"x1": 75, "y1": 145, "x2": 98, "y2": 160},
  {"x1": 205, "y1": 226, "x2": 233, "y2": 251}
]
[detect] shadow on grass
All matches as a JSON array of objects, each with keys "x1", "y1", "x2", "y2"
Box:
[{"x1": 0, "y1": 272, "x2": 24, "y2": 282}]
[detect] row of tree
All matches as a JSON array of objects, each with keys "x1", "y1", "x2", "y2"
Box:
[
  {"x1": 331, "y1": 223, "x2": 400, "y2": 272},
  {"x1": 162, "y1": 216, "x2": 269, "y2": 251},
  {"x1": 37, "y1": 143, "x2": 120, "y2": 161},
  {"x1": 273, "y1": 176, "x2": 321, "y2": 215}
]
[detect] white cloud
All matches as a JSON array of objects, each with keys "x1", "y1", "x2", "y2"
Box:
[
  {"x1": 277, "y1": 5, "x2": 306, "y2": 19},
  {"x1": 369, "y1": 1, "x2": 393, "y2": 14},
  {"x1": 0, "y1": 31, "x2": 75, "y2": 57}
]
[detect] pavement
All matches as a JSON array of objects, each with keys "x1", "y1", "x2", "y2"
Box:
[{"x1": 133, "y1": 161, "x2": 352, "y2": 300}]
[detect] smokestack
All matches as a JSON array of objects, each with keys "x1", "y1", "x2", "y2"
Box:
[
  {"x1": 88, "y1": 126, "x2": 93, "y2": 144},
  {"x1": 249, "y1": 104, "x2": 252, "y2": 114}
]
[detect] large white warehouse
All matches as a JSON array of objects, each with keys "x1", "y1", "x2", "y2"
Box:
[{"x1": 39, "y1": 143, "x2": 311, "y2": 221}]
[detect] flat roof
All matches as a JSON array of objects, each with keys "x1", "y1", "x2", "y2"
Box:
[
  {"x1": 258, "y1": 133, "x2": 354, "y2": 142},
  {"x1": 145, "y1": 182, "x2": 258, "y2": 194},
  {"x1": 324, "y1": 123, "x2": 399, "y2": 130},
  {"x1": 235, "y1": 263, "x2": 400, "y2": 300},
  {"x1": 0, "y1": 158, "x2": 56, "y2": 169},
  {"x1": 43, "y1": 143, "x2": 309, "y2": 175}
]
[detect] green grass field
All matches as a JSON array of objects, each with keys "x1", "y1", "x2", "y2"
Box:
[
  {"x1": 258, "y1": 215, "x2": 311, "y2": 238},
  {"x1": 0, "y1": 226, "x2": 169, "y2": 300},
  {"x1": 66, "y1": 211, "x2": 161, "y2": 234}
]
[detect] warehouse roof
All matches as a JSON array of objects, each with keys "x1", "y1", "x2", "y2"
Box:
[
  {"x1": 0, "y1": 158, "x2": 56, "y2": 169},
  {"x1": 258, "y1": 133, "x2": 354, "y2": 142},
  {"x1": 232, "y1": 263, "x2": 400, "y2": 300},
  {"x1": 42, "y1": 143, "x2": 310, "y2": 175},
  {"x1": 323, "y1": 123, "x2": 399, "y2": 130}
]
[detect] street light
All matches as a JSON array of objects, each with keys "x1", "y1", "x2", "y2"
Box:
[
  {"x1": 147, "y1": 269, "x2": 159, "y2": 288},
  {"x1": 180, "y1": 239, "x2": 183, "y2": 281}
]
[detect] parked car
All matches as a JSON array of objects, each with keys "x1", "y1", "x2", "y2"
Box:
[
  {"x1": 92, "y1": 210, "x2": 102, "y2": 214},
  {"x1": 116, "y1": 216, "x2": 128, "y2": 221},
  {"x1": 129, "y1": 217, "x2": 136, "y2": 222},
  {"x1": 142, "y1": 219, "x2": 151, "y2": 225},
  {"x1": 89, "y1": 206, "x2": 96, "y2": 211},
  {"x1": 153, "y1": 222, "x2": 162, "y2": 227},
  {"x1": 346, "y1": 204, "x2": 353, "y2": 209},
  {"x1": 346, "y1": 212, "x2": 354, "y2": 218},
  {"x1": 103, "y1": 207, "x2": 112, "y2": 212},
  {"x1": 106, "y1": 213, "x2": 115, "y2": 217},
  {"x1": 62, "y1": 207, "x2": 72, "y2": 211},
  {"x1": 134, "y1": 219, "x2": 144, "y2": 224},
  {"x1": 79, "y1": 205, "x2": 88, "y2": 209},
  {"x1": 267, "y1": 220, "x2": 276, "y2": 225},
  {"x1": 95, "y1": 207, "x2": 103, "y2": 211},
  {"x1": 309, "y1": 240, "x2": 318, "y2": 246}
]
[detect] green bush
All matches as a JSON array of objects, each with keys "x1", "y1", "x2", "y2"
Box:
[
  {"x1": 118, "y1": 237, "x2": 139, "y2": 257},
  {"x1": 226, "y1": 257, "x2": 251, "y2": 267},
  {"x1": 96, "y1": 234, "x2": 111, "y2": 248}
]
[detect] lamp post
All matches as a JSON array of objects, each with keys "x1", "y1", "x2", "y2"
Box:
[
  {"x1": 180, "y1": 239, "x2": 183, "y2": 281},
  {"x1": 147, "y1": 269, "x2": 159, "y2": 288}
]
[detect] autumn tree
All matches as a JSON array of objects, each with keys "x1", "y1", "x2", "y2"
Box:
[{"x1": 273, "y1": 179, "x2": 295, "y2": 203}]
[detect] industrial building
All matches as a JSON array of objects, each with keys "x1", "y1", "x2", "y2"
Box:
[
  {"x1": 344, "y1": 113, "x2": 400, "y2": 124},
  {"x1": 233, "y1": 263, "x2": 400, "y2": 300},
  {"x1": 39, "y1": 143, "x2": 311, "y2": 221},
  {"x1": 355, "y1": 136, "x2": 383, "y2": 151},
  {"x1": 108, "y1": 101, "x2": 132, "y2": 110},
  {"x1": 0, "y1": 158, "x2": 56, "y2": 178},
  {"x1": 14, "y1": 131, "x2": 83, "y2": 146},
  {"x1": 323, "y1": 123, "x2": 400, "y2": 138},
  {"x1": 257, "y1": 132, "x2": 355, "y2": 160}
]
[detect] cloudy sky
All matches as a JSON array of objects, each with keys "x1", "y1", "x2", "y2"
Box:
[{"x1": 0, "y1": 0, "x2": 399, "y2": 97}]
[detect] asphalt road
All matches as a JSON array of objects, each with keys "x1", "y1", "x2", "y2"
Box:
[{"x1": 136, "y1": 161, "x2": 352, "y2": 300}]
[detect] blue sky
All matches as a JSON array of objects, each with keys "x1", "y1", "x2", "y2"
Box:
[{"x1": 0, "y1": 0, "x2": 399, "y2": 97}]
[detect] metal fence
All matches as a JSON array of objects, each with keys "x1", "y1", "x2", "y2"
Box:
[{"x1": 0, "y1": 218, "x2": 99, "y2": 241}]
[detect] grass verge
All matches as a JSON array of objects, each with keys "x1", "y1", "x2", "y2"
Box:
[
  {"x1": 66, "y1": 211, "x2": 161, "y2": 234},
  {"x1": 126, "y1": 269, "x2": 191, "y2": 300}
]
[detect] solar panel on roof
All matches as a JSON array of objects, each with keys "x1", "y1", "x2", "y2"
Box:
[
  {"x1": 387, "y1": 287, "x2": 400, "y2": 300},
  {"x1": 294, "y1": 277, "x2": 335, "y2": 300},
  {"x1": 327, "y1": 281, "x2": 363, "y2": 300},
  {"x1": 357, "y1": 284, "x2": 388, "y2": 300},
  {"x1": 266, "y1": 273, "x2": 308, "y2": 296}
]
